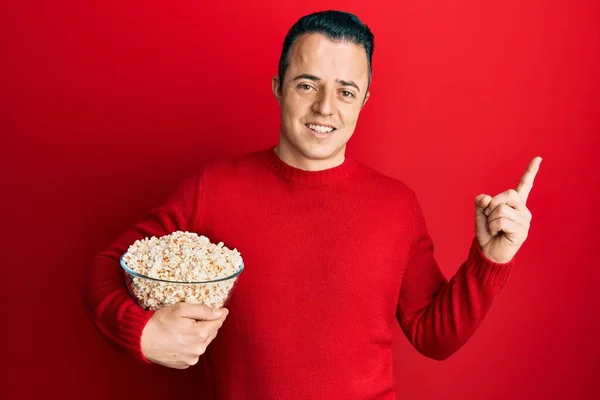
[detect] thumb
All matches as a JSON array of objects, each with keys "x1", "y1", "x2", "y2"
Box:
[
  {"x1": 475, "y1": 194, "x2": 492, "y2": 240},
  {"x1": 176, "y1": 302, "x2": 224, "y2": 321}
]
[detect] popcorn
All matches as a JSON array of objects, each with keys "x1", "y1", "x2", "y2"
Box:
[{"x1": 121, "y1": 231, "x2": 243, "y2": 310}]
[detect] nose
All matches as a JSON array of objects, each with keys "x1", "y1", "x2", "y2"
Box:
[{"x1": 311, "y1": 87, "x2": 334, "y2": 116}]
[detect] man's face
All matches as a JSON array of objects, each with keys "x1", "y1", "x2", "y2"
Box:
[{"x1": 272, "y1": 33, "x2": 370, "y2": 170}]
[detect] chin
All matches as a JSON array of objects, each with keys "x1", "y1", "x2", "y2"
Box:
[
  {"x1": 280, "y1": 128, "x2": 348, "y2": 163},
  {"x1": 299, "y1": 142, "x2": 343, "y2": 161}
]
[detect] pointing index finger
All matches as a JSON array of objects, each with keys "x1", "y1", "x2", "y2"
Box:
[{"x1": 516, "y1": 156, "x2": 542, "y2": 203}]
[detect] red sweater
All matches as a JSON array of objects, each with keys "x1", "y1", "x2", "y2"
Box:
[{"x1": 82, "y1": 147, "x2": 513, "y2": 399}]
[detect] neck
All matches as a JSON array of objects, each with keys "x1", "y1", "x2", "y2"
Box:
[{"x1": 274, "y1": 139, "x2": 346, "y2": 172}]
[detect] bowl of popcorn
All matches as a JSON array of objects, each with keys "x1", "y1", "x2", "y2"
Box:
[{"x1": 119, "y1": 231, "x2": 244, "y2": 311}]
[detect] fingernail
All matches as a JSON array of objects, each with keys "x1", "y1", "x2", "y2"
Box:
[
  {"x1": 485, "y1": 208, "x2": 490, "y2": 216},
  {"x1": 213, "y1": 308, "x2": 222, "y2": 317}
]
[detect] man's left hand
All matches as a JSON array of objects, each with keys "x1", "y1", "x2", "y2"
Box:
[{"x1": 474, "y1": 156, "x2": 543, "y2": 264}]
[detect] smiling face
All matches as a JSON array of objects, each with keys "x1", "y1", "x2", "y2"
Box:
[{"x1": 272, "y1": 33, "x2": 371, "y2": 171}]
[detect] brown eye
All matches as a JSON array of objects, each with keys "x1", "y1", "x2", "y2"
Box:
[
  {"x1": 341, "y1": 90, "x2": 355, "y2": 98},
  {"x1": 298, "y1": 84, "x2": 314, "y2": 91}
]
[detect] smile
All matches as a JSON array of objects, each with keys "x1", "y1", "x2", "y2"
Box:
[{"x1": 306, "y1": 123, "x2": 335, "y2": 133}]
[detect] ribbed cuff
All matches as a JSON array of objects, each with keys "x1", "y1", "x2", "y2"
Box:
[
  {"x1": 120, "y1": 305, "x2": 156, "y2": 364},
  {"x1": 466, "y1": 237, "x2": 514, "y2": 289}
]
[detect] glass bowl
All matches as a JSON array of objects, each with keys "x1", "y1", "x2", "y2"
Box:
[{"x1": 119, "y1": 255, "x2": 244, "y2": 311}]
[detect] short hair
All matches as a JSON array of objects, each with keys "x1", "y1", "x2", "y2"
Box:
[{"x1": 277, "y1": 10, "x2": 375, "y2": 93}]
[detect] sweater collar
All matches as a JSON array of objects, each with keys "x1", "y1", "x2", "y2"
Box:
[{"x1": 260, "y1": 146, "x2": 357, "y2": 185}]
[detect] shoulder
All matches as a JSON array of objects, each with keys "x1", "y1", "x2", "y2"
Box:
[{"x1": 197, "y1": 148, "x2": 269, "y2": 178}]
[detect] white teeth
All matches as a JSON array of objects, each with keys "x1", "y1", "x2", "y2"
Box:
[{"x1": 307, "y1": 124, "x2": 334, "y2": 133}]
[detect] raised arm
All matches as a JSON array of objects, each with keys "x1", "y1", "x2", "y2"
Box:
[{"x1": 396, "y1": 156, "x2": 541, "y2": 360}]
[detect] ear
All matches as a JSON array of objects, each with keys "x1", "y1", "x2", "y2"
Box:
[
  {"x1": 361, "y1": 91, "x2": 370, "y2": 109},
  {"x1": 272, "y1": 76, "x2": 282, "y2": 104}
]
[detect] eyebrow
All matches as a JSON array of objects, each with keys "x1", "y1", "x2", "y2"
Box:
[{"x1": 292, "y1": 74, "x2": 361, "y2": 93}]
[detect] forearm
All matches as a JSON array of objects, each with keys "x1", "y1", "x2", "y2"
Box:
[
  {"x1": 82, "y1": 254, "x2": 155, "y2": 363},
  {"x1": 81, "y1": 172, "x2": 202, "y2": 362},
  {"x1": 397, "y1": 237, "x2": 513, "y2": 360}
]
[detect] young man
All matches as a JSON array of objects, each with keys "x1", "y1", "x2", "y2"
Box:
[{"x1": 82, "y1": 10, "x2": 541, "y2": 399}]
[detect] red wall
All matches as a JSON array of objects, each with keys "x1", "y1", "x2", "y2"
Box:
[{"x1": 2, "y1": 1, "x2": 599, "y2": 399}]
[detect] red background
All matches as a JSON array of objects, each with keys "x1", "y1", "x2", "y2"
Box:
[{"x1": 2, "y1": 1, "x2": 599, "y2": 399}]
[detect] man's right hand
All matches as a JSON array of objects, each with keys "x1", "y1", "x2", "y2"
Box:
[{"x1": 140, "y1": 302, "x2": 229, "y2": 369}]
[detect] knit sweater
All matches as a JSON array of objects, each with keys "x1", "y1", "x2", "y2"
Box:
[{"x1": 82, "y1": 146, "x2": 513, "y2": 399}]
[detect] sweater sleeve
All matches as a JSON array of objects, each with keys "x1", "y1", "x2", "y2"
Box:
[
  {"x1": 395, "y1": 190, "x2": 514, "y2": 361},
  {"x1": 81, "y1": 170, "x2": 204, "y2": 364}
]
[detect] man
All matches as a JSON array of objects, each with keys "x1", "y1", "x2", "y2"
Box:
[{"x1": 82, "y1": 10, "x2": 541, "y2": 399}]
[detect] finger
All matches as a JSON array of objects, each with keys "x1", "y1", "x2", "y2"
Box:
[
  {"x1": 516, "y1": 156, "x2": 542, "y2": 204},
  {"x1": 176, "y1": 302, "x2": 224, "y2": 321},
  {"x1": 484, "y1": 189, "x2": 525, "y2": 216},
  {"x1": 475, "y1": 194, "x2": 493, "y2": 238},
  {"x1": 488, "y1": 217, "x2": 522, "y2": 237},
  {"x1": 487, "y1": 203, "x2": 530, "y2": 226},
  {"x1": 206, "y1": 329, "x2": 219, "y2": 344},
  {"x1": 192, "y1": 330, "x2": 219, "y2": 357},
  {"x1": 194, "y1": 309, "x2": 228, "y2": 338},
  {"x1": 475, "y1": 194, "x2": 492, "y2": 213}
]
